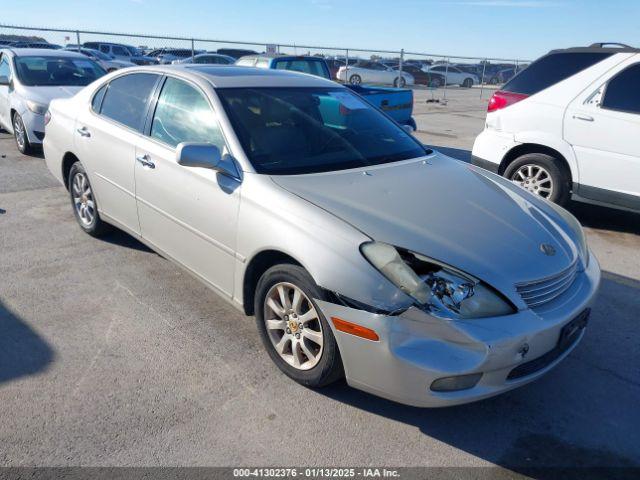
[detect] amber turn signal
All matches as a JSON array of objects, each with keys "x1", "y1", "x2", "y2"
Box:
[{"x1": 331, "y1": 317, "x2": 379, "y2": 341}]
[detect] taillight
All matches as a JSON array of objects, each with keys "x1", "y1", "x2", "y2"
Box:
[
  {"x1": 487, "y1": 90, "x2": 528, "y2": 113},
  {"x1": 44, "y1": 110, "x2": 51, "y2": 126}
]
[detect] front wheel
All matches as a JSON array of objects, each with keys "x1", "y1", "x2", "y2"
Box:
[
  {"x1": 255, "y1": 264, "x2": 343, "y2": 387},
  {"x1": 462, "y1": 78, "x2": 474, "y2": 88},
  {"x1": 13, "y1": 113, "x2": 34, "y2": 155},
  {"x1": 504, "y1": 153, "x2": 570, "y2": 205},
  {"x1": 394, "y1": 76, "x2": 406, "y2": 88},
  {"x1": 348, "y1": 74, "x2": 362, "y2": 85},
  {"x1": 68, "y1": 162, "x2": 112, "y2": 237}
]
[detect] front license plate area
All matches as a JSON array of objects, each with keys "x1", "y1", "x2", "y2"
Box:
[{"x1": 558, "y1": 308, "x2": 590, "y2": 349}]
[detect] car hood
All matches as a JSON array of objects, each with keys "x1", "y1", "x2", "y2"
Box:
[
  {"x1": 271, "y1": 153, "x2": 579, "y2": 296},
  {"x1": 21, "y1": 86, "x2": 82, "y2": 106}
]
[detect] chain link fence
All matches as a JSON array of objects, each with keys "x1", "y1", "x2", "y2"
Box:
[{"x1": 0, "y1": 24, "x2": 532, "y2": 101}]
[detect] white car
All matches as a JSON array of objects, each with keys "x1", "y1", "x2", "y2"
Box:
[
  {"x1": 64, "y1": 47, "x2": 135, "y2": 72},
  {"x1": 472, "y1": 43, "x2": 640, "y2": 212},
  {"x1": 0, "y1": 48, "x2": 105, "y2": 154},
  {"x1": 423, "y1": 65, "x2": 478, "y2": 87},
  {"x1": 336, "y1": 61, "x2": 414, "y2": 87}
]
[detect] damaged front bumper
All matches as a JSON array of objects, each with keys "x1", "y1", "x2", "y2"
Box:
[{"x1": 315, "y1": 252, "x2": 600, "y2": 408}]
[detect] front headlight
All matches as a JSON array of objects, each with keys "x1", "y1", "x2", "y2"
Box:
[
  {"x1": 361, "y1": 242, "x2": 515, "y2": 319},
  {"x1": 546, "y1": 202, "x2": 589, "y2": 267},
  {"x1": 26, "y1": 100, "x2": 48, "y2": 115}
]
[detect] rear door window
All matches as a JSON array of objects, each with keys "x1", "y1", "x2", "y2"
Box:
[
  {"x1": 601, "y1": 63, "x2": 640, "y2": 114},
  {"x1": 502, "y1": 52, "x2": 613, "y2": 96},
  {"x1": 99, "y1": 73, "x2": 159, "y2": 131}
]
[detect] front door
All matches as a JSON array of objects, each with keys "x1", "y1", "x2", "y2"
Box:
[
  {"x1": 0, "y1": 54, "x2": 12, "y2": 129},
  {"x1": 134, "y1": 76, "x2": 240, "y2": 296},
  {"x1": 565, "y1": 60, "x2": 640, "y2": 209}
]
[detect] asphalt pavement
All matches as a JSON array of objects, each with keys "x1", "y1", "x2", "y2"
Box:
[{"x1": 1, "y1": 102, "x2": 639, "y2": 471}]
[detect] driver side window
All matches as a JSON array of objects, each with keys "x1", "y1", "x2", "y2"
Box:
[{"x1": 150, "y1": 77, "x2": 226, "y2": 149}]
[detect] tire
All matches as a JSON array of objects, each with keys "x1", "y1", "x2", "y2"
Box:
[
  {"x1": 504, "y1": 153, "x2": 571, "y2": 206},
  {"x1": 68, "y1": 161, "x2": 111, "y2": 237},
  {"x1": 462, "y1": 78, "x2": 474, "y2": 88},
  {"x1": 430, "y1": 77, "x2": 442, "y2": 88},
  {"x1": 349, "y1": 74, "x2": 362, "y2": 85},
  {"x1": 394, "y1": 76, "x2": 406, "y2": 88},
  {"x1": 12, "y1": 112, "x2": 34, "y2": 155},
  {"x1": 255, "y1": 264, "x2": 343, "y2": 387}
]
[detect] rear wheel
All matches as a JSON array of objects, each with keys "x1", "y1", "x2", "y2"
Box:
[
  {"x1": 504, "y1": 153, "x2": 570, "y2": 205},
  {"x1": 68, "y1": 162, "x2": 112, "y2": 237},
  {"x1": 255, "y1": 264, "x2": 343, "y2": 387},
  {"x1": 12, "y1": 112, "x2": 34, "y2": 155},
  {"x1": 349, "y1": 74, "x2": 362, "y2": 85},
  {"x1": 394, "y1": 76, "x2": 406, "y2": 88}
]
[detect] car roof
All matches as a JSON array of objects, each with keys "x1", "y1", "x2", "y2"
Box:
[
  {"x1": 123, "y1": 64, "x2": 338, "y2": 88},
  {"x1": 548, "y1": 43, "x2": 640, "y2": 55},
  {"x1": 0, "y1": 48, "x2": 87, "y2": 58}
]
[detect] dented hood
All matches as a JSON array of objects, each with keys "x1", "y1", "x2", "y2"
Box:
[{"x1": 270, "y1": 152, "x2": 579, "y2": 296}]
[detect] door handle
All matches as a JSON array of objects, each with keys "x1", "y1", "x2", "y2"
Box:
[
  {"x1": 76, "y1": 126, "x2": 91, "y2": 137},
  {"x1": 136, "y1": 154, "x2": 155, "y2": 169},
  {"x1": 572, "y1": 114, "x2": 594, "y2": 122}
]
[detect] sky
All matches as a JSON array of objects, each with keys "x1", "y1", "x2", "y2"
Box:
[{"x1": 4, "y1": 0, "x2": 640, "y2": 60}]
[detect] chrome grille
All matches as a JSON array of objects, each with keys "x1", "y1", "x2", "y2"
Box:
[{"x1": 516, "y1": 260, "x2": 579, "y2": 309}]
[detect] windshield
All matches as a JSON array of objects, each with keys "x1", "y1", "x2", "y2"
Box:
[
  {"x1": 217, "y1": 87, "x2": 428, "y2": 175},
  {"x1": 87, "y1": 49, "x2": 112, "y2": 61},
  {"x1": 125, "y1": 46, "x2": 142, "y2": 56},
  {"x1": 15, "y1": 56, "x2": 106, "y2": 87},
  {"x1": 272, "y1": 58, "x2": 330, "y2": 79}
]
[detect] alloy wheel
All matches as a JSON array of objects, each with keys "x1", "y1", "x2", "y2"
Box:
[
  {"x1": 13, "y1": 115, "x2": 26, "y2": 151},
  {"x1": 263, "y1": 282, "x2": 324, "y2": 370},
  {"x1": 510, "y1": 164, "x2": 554, "y2": 199},
  {"x1": 72, "y1": 172, "x2": 96, "y2": 226}
]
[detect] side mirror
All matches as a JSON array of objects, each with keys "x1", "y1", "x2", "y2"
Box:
[
  {"x1": 176, "y1": 142, "x2": 240, "y2": 179},
  {"x1": 0, "y1": 75, "x2": 10, "y2": 86}
]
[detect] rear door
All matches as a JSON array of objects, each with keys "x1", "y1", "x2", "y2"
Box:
[
  {"x1": 75, "y1": 72, "x2": 161, "y2": 233},
  {"x1": 565, "y1": 59, "x2": 640, "y2": 209},
  {"x1": 134, "y1": 76, "x2": 240, "y2": 295}
]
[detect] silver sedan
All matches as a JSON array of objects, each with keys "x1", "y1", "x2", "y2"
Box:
[{"x1": 44, "y1": 65, "x2": 600, "y2": 407}]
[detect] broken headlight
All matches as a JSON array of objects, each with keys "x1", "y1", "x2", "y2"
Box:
[{"x1": 360, "y1": 242, "x2": 515, "y2": 319}]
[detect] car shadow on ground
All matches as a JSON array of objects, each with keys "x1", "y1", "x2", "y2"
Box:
[
  {"x1": 569, "y1": 201, "x2": 640, "y2": 236},
  {"x1": 98, "y1": 229, "x2": 154, "y2": 253},
  {"x1": 0, "y1": 300, "x2": 55, "y2": 384},
  {"x1": 319, "y1": 271, "x2": 640, "y2": 475}
]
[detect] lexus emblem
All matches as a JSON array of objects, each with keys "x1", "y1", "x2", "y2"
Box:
[{"x1": 540, "y1": 243, "x2": 556, "y2": 256}]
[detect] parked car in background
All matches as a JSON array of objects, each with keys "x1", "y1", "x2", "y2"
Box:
[
  {"x1": 393, "y1": 64, "x2": 445, "y2": 87},
  {"x1": 325, "y1": 58, "x2": 345, "y2": 79},
  {"x1": 43, "y1": 65, "x2": 600, "y2": 407},
  {"x1": 336, "y1": 60, "x2": 414, "y2": 87},
  {"x1": 423, "y1": 65, "x2": 478, "y2": 87},
  {"x1": 0, "y1": 48, "x2": 105, "y2": 154},
  {"x1": 173, "y1": 53, "x2": 235, "y2": 65},
  {"x1": 147, "y1": 48, "x2": 204, "y2": 64},
  {"x1": 83, "y1": 42, "x2": 158, "y2": 65},
  {"x1": 64, "y1": 47, "x2": 135, "y2": 72},
  {"x1": 216, "y1": 48, "x2": 258, "y2": 59},
  {"x1": 239, "y1": 54, "x2": 417, "y2": 130},
  {"x1": 10, "y1": 41, "x2": 62, "y2": 49},
  {"x1": 472, "y1": 43, "x2": 640, "y2": 212},
  {"x1": 487, "y1": 67, "x2": 524, "y2": 85},
  {"x1": 237, "y1": 54, "x2": 331, "y2": 78}
]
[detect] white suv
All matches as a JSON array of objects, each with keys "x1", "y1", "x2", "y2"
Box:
[{"x1": 472, "y1": 43, "x2": 640, "y2": 212}]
